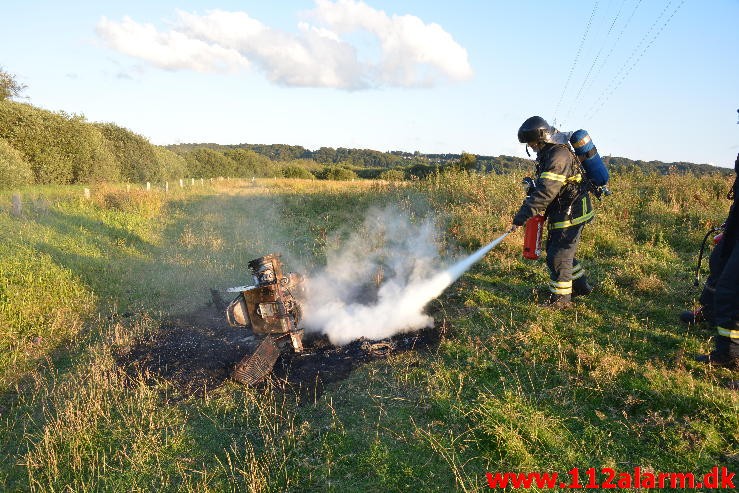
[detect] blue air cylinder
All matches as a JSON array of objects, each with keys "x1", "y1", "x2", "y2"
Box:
[{"x1": 569, "y1": 129, "x2": 609, "y2": 186}]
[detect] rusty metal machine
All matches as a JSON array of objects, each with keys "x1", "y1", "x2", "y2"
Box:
[{"x1": 226, "y1": 253, "x2": 306, "y2": 385}]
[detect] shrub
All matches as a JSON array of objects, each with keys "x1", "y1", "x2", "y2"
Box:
[
  {"x1": 69, "y1": 122, "x2": 120, "y2": 183},
  {"x1": 95, "y1": 123, "x2": 159, "y2": 182},
  {"x1": 378, "y1": 169, "x2": 406, "y2": 181},
  {"x1": 152, "y1": 147, "x2": 188, "y2": 180},
  {"x1": 406, "y1": 163, "x2": 439, "y2": 179},
  {"x1": 281, "y1": 165, "x2": 314, "y2": 179},
  {"x1": 0, "y1": 102, "x2": 118, "y2": 184},
  {"x1": 0, "y1": 138, "x2": 33, "y2": 188},
  {"x1": 223, "y1": 148, "x2": 278, "y2": 177},
  {"x1": 354, "y1": 167, "x2": 383, "y2": 179},
  {"x1": 0, "y1": 68, "x2": 26, "y2": 101},
  {"x1": 322, "y1": 166, "x2": 358, "y2": 181},
  {"x1": 184, "y1": 148, "x2": 237, "y2": 178}
]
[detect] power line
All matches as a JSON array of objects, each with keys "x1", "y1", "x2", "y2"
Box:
[
  {"x1": 578, "y1": 0, "x2": 643, "y2": 115},
  {"x1": 585, "y1": 0, "x2": 685, "y2": 120},
  {"x1": 561, "y1": 0, "x2": 627, "y2": 127},
  {"x1": 585, "y1": 0, "x2": 672, "y2": 119},
  {"x1": 552, "y1": 1, "x2": 599, "y2": 125}
]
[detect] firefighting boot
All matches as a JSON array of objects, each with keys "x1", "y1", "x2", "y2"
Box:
[
  {"x1": 680, "y1": 305, "x2": 714, "y2": 325},
  {"x1": 542, "y1": 293, "x2": 572, "y2": 309},
  {"x1": 572, "y1": 277, "x2": 593, "y2": 298},
  {"x1": 680, "y1": 306, "x2": 705, "y2": 324},
  {"x1": 694, "y1": 335, "x2": 739, "y2": 369}
]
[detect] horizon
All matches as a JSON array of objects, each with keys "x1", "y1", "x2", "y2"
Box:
[{"x1": 164, "y1": 138, "x2": 722, "y2": 168}]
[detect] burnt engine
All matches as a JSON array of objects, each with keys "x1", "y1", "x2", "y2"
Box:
[{"x1": 226, "y1": 254, "x2": 306, "y2": 385}]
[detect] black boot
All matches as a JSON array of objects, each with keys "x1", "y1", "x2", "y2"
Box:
[
  {"x1": 542, "y1": 293, "x2": 572, "y2": 309},
  {"x1": 573, "y1": 277, "x2": 593, "y2": 297},
  {"x1": 695, "y1": 335, "x2": 739, "y2": 368},
  {"x1": 680, "y1": 306, "x2": 705, "y2": 324}
]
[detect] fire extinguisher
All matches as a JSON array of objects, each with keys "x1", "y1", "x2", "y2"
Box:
[{"x1": 523, "y1": 214, "x2": 545, "y2": 260}]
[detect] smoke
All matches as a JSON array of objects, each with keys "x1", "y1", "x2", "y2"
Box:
[{"x1": 302, "y1": 206, "x2": 508, "y2": 345}]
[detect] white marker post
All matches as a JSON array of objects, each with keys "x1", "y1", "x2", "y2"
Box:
[{"x1": 11, "y1": 193, "x2": 22, "y2": 216}]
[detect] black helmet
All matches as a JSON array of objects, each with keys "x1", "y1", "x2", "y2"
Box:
[{"x1": 518, "y1": 116, "x2": 553, "y2": 144}]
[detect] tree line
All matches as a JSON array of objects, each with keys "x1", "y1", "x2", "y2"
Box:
[
  {"x1": 0, "y1": 71, "x2": 729, "y2": 190},
  {"x1": 168, "y1": 142, "x2": 729, "y2": 176}
]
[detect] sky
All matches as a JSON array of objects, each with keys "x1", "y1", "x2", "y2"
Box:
[{"x1": 1, "y1": 0, "x2": 738, "y2": 167}]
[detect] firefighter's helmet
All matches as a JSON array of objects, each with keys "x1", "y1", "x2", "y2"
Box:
[{"x1": 518, "y1": 116, "x2": 553, "y2": 144}]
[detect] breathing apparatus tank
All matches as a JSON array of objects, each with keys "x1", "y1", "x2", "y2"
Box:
[{"x1": 569, "y1": 129, "x2": 609, "y2": 187}]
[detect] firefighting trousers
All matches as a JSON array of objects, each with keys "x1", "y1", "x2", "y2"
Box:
[
  {"x1": 698, "y1": 239, "x2": 727, "y2": 324},
  {"x1": 545, "y1": 223, "x2": 586, "y2": 296},
  {"x1": 714, "y1": 240, "x2": 739, "y2": 344}
]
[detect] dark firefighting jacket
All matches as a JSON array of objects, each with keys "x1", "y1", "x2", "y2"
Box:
[
  {"x1": 715, "y1": 159, "x2": 739, "y2": 339},
  {"x1": 512, "y1": 143, "x2": 593, "y2": 229},
  {"x1": 721, "y1": 159, "x2": 739, "y2": 258}
]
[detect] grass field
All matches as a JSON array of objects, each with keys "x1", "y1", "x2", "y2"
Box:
[{"x1": 1, "y1": 172, "x2": 737, "y2": 492}]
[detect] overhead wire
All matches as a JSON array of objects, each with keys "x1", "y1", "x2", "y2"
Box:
[
  {"x1": 560, "y1": 0, "x2": 627, "y2": 128},
  {"x1": 584, "y1": 0, "x2": 686, "y2": 120},
  {"x1": 552, "y1": 1, "x2": 600, "y2": 126},
  {"x1": 576, "y1": 0, "x2": 643, "y2": 115}
]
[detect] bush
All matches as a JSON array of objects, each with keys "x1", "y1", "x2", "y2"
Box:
[
  {"x1": 0, "y1": 138, "x2": 33, "y2": 188},
  {"x1": 322, "y1": 166, "x2": 358, "y2": 181},
  {"x1": 223, "y1": 148, "x2": 278, "y2": 177},
  {"x1": 0, "y1": 102, "x2": 119, "y2": 184},
  {"x1": 152, "y1": 147, "x2": 188, "y2": 180},
  {"x1": 184, "y1": 148, "x2": 237, "y2": 178},
  {"x1": 354, "y1": 167, "x2": 383, "y2": 179},
  {"x1": 378, "y1": 169, "x2": 406, "y2": 181},
  {"x1": 407, "y1": 163, "x2": 439, "y2": 179},
  {"x1": 69, "y1": 122, "x2": 120, "y2": 183},
  {"x1": 281, "y1": 165, "x2": 314, "y2": 179},
  {"x1": 95, "y1": 123, "x2": 159, "y2": 182}
]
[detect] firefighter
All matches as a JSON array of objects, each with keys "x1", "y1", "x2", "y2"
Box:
[
  {"x1": 696, "y1": 153, "x2": 739, "y2": 368},
  {"x1": 511, "y1": 116, "x2": 594, "y2": 308}
]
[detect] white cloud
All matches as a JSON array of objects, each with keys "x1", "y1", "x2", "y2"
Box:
[
  {"x1": 311, "y1": 0, "x2": 473, "y2": 86},
  {"x1": 96, "y1": 16, "x2": 250, "y2": 73},
  {"x1": 95, "y1": 1, "x2": 473, "y2": 89}
]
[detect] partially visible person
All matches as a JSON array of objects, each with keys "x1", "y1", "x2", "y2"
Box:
[{"x1": 696, "y1": 153, "x2": 739, "y2": 368}]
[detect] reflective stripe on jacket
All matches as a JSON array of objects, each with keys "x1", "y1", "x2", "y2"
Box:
[
  {"x1": 513, "y1": 144, "x2": 593, "y2": 230},
  {"x1": 718, "y1": 326, "x2": 739, "y2": 339}
]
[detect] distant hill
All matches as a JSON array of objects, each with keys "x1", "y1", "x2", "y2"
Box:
[{"x1": 167, "y1": 142, "x2": 731, "y2": 176}]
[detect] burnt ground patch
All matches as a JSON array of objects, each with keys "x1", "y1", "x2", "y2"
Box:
[
  {"x1": 272, "y1": 325, "x2": 443, "y2": 402},
  {"x1": 115, "y1": 301, "x2": 444, "y2": 399},
  {"x1": 115, "y1": 303, "x2": 260, "y2": 395}
]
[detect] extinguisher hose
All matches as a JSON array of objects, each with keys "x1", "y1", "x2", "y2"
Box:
[{"x1": 694, "y1": 227, "x2": 719, "y2": 286}]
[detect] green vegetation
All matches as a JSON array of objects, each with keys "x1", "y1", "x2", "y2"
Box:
[
  {"x1": 167, "y1": 142, "x2": 729, "y2": 177},
  {"x1": 1, "y1": 170, "x2": 736, "y2": 491},
  {"x1": 378, "y1": 169, "x2": 406, "y2": 181},
  {"x1": 0, "y1": 138, "x2": 33, "y2": 187},
  {"x1": 281, "y1": 164, "x2": 315, "y2": 179},
  {"x1": 0, "y1": 67, "x2": 26, "y2": 101},
  {"x1": 1, "y1": 91, "x2": 725, "y2": 191},
  {"x1": 321, "y1": 165, "x2": 359, "y2": 181}
]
